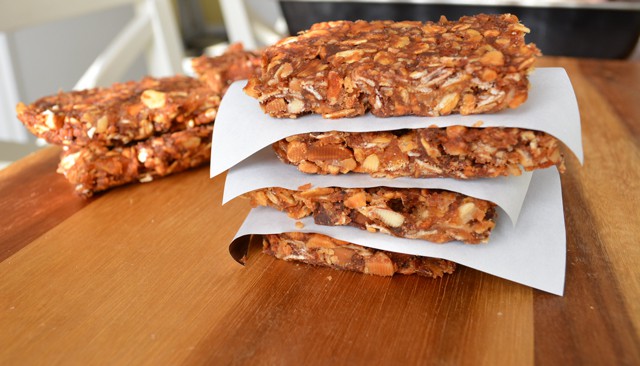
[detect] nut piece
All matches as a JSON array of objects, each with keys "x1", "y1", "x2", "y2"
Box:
[
  {"x1": 141, "y1": 89, "x2": 167, "y2": 109},
  {"x1": 43, "y1": 110, "x2": 60, "y2": 130},
  {"x1": 344, "y1": 191, "x2": 367, "y2": 209},
  {"x1": 362, "y1": 154, "x2": 380, "y2": 171},
  {"x1": 364, "y1": 252, "x2": 395, "y2": 276},
  {"x1": 286, "y1": 141, "x2": 307, "y2": 163},
  {"x1": 479, "y1": 50, "x2": 504, "y2": 66},
  {"x1": 287, "y1": 99, "x2": 305, "y2": 114},
  {"x1": 435, "y1": 93, "x2": 460, "y2": 115},
  {"x1": 373, "y1": 208, "x2": 405, "y2": 228},
  {"x1": 306, "y1": 145, "x2": 352, "y2": 161},
  {"x1": 458, "y1": 202, "x2": 478, "y2": 222},
  {"x1": 307, "y1": 234, "x2": 337, "y2": 248},
  {"x1": 95, "y1": 115, "x2": 109, "y2": 133}
]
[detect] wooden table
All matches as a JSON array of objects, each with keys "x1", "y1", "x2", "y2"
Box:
[{"x1": 1, "y1": 57, "x2": 638, "y2": 365}]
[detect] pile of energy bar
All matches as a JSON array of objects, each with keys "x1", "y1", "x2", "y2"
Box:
[
  {"x1": 240, "y1": 14, "x2": 565, "y2": 277},
  {"x1": 16, "y1": 44, "x2": 260, "y2": 197}
]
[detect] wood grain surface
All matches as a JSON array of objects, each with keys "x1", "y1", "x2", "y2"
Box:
[{"x1": 0, "y1": 57, "x2": 638, "y2": 365}]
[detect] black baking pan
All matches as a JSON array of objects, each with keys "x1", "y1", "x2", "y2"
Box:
[{"x1": 278, "y1": 0, "x2": 640, "y2": 59}]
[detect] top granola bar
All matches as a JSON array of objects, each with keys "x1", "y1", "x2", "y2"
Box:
[
  {"x1": 16, "y1": 75, "x2": 220, "y2": 147},
  {"x1": 244, "y1": 14, "x2": 540, "y2": 119}
]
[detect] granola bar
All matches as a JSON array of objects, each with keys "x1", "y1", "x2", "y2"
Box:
[
  {"x1": 274, "y1": 126, "x2": 564, "y2": 179},
  {"x1": 244, "y1": 14, "x2": 540, "y2": 118},
  {"x1": 248, "y1": 186, "x2": 496, "y2": 244},
  {"x1": 16, "y1": 76, "x2": 220, "y2": 147},
  {"x1": 57, "y1": 124, "x2": 212, "y2": 197},
  {"x1": 191, "y1": 43, "x2": 262, "y2": 94},
  {"x1": 264, "y1": 232, "x2": 456, "y2": 277}
]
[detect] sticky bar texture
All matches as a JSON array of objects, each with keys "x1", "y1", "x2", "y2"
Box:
[
  {"x1": 245, "y1": 14, "x2": 540, "y2": 118},
  {"x1": 57, "y1": 124, "x2": 212, "y2": 197},
  {"x1": 247, "y1": 186, "x2": 497, "y2": 244},
  {"x1": 273, "y1": 127, "x2": 564, "y2": 179},
  {"x1": 191, "y1": 43, "x2": 262, "y2": 94},
  {"x1": 264, "y1": 232, "x2": 456, "y2": 277},
  {"x1": 17, "y1": 76, "x2": 220, "y2": 147}
]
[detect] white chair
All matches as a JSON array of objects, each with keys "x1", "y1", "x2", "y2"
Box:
[
  {"x1": 218, "y1": 0, "x2": 287, "y2": 50},
  {"x1": 0, "y1": 0, "x2": 185, "y2": 167}
]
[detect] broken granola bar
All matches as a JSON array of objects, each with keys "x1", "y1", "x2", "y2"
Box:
[
  {"x1": 248, "y1": 186, "x2": 496, "y2": 244},
  {"x1": 191, "y1": 43, "x2": 262, "y2": 94},
  {"x1": 264, "y1": 232, "x2": 456, "y2": 277},
  {"x1": 245, "y1": 14, "x2": 540, "y2": 118}
]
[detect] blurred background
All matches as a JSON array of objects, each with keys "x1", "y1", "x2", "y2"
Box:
[{"x1": 0, "y1": 0, "x2": 639, "y2": 169}]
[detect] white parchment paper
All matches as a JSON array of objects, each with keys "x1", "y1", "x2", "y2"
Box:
[
  {"x1": 224, "y1": 146, "x2": 533, "y2": 225},
  {"x1": 231, "y1": 168, "x2": 566, "y2": 296},
  {"x1": 211, "y1": 68, "x2": 582, "y2": 178}
]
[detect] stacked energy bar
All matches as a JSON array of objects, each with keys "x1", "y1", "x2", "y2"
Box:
[
  {"x1": 241, "y1": 14, "x2": 563, "y2": 277},
  {"x1": 17, "y1": 45, "x2": 260, "y2": 197}
]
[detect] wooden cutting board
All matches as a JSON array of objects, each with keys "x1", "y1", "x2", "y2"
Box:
[{"x1": 0, "y1": 57, "x2": 638, "y2": 365}]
